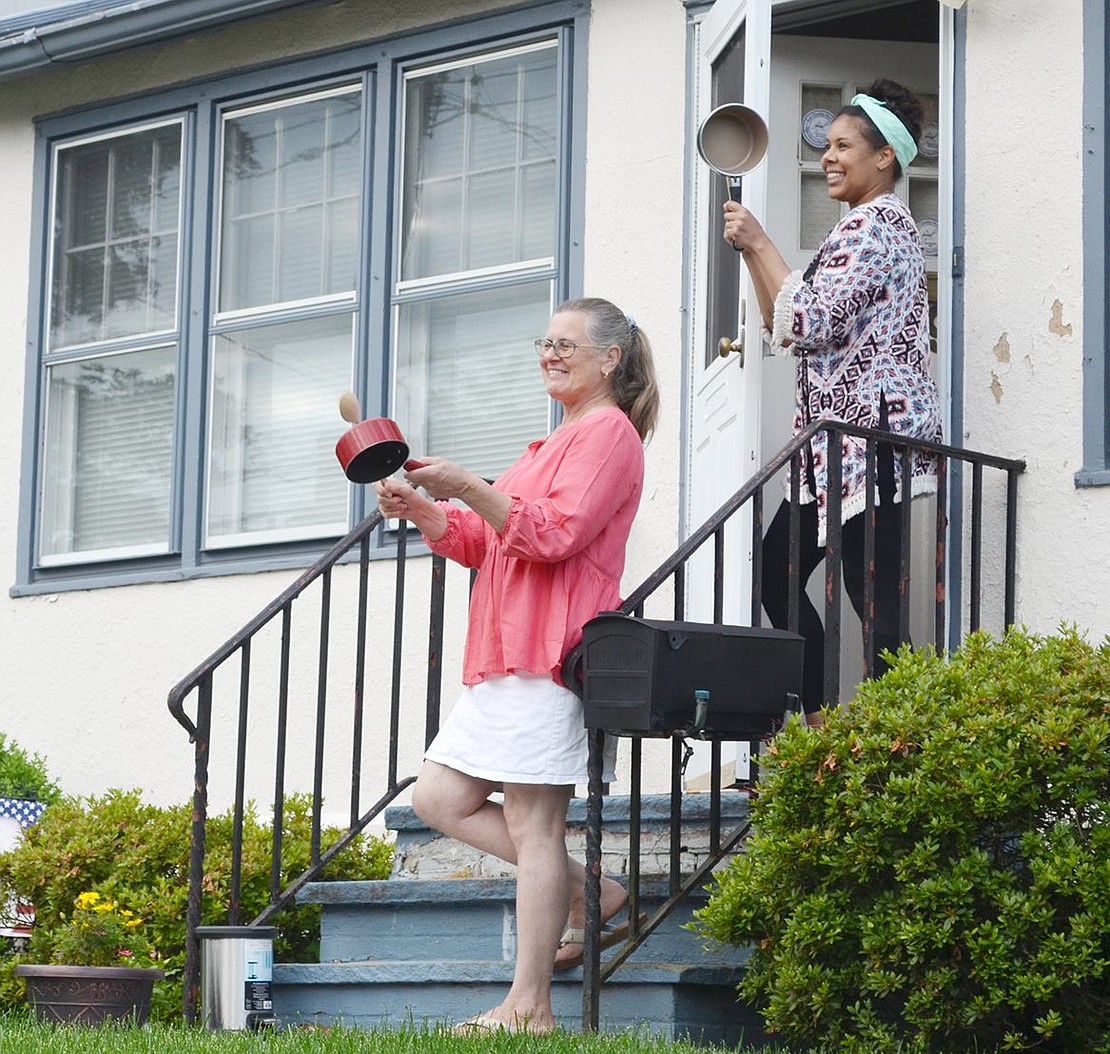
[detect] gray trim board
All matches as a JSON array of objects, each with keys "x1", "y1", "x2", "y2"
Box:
[
  {"x1": 946, "y1": 6, "x2": 967, "y2": 651},
  {"x1": 1079, "y1": 0, "x2": 1109, "y2": 484},
  {"x1": 0, "y1": 0, "x2": 326, "y2": 81}
]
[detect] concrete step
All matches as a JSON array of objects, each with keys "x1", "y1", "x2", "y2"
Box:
[
  {"x1": 302, "y1": 876, "x2": 746, "y2": 968},
  {"x1": 270, "y1": 792, "x2": 767, "y2": 1044},
  {"x1": 387, "y1": 792, "x2": 754, "y2": 882},
  {"x1": 273, "y1": 959, "x2": 762, "y2": 1044}
]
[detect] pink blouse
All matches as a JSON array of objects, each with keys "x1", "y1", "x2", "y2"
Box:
[{"x1": 425, "y1": 407, "x2": 644, "y2": 687}]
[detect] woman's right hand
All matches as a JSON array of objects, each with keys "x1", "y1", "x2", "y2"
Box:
[
  {"x1": 373, "y1": 477, "x2": 417, "y2": 519},
  {"x1": 723, "y1": 199, "x2": 769, "y2": 253},
  {"x1": 373, "y1": 477, "x2": 448, "y2": 540}
]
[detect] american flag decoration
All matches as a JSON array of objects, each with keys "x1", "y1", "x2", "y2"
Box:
[{"x1": 0, "y1": 797, "x2": 46, "y2": 829}]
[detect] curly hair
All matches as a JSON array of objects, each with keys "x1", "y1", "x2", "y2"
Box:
[{"x1": 841, "y1": 78, "x2": 925, "y2": 180}]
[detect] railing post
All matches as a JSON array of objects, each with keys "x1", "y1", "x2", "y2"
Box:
[
  {"x1": 862, "y1": 441, "x2": 877, "y2": 678},
  {"x1": 970, "y1": 461, "x2": 984, "y2": 632},
  {"x1": 270, "y1": 604, "x2": 293, "y2": 903},
  {"x1": 1005, "y1": 467, "x2": 1020, "y2": 628},
  {"x1": 823, "y1": 437, "x2": 843, "y2": 708},
  {"x1": 898, "y1": 445, "x2": 914, "y2": 644},
  {"x1": 351, "y1": 534, "x2": 370, "y2": 824},
  {"x1": 581, "y1": 728, "x2": 605, "y2": 1032},
  {"x1": 934, "y1": 456, "x2": 948, "y2": 651},
  {"x1": 230, "y1": 641, "x2": 251, "y2": 925},
  {"x1": 182, "y1": 675, "x2": 212, "y2": 1023},
  {"x1": 312, "y1": 568, "x2": 333, "y2": 865}
]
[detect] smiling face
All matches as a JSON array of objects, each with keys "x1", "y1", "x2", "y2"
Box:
[
  {"x1": 821, "y1": 113, "x2": 896, "y2": 208},
  {"x1": 538, "y1": 309, "x2": 619, "y2": 416}
]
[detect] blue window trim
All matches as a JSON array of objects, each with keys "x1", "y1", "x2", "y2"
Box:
[
  {"x1": 1079, "y1": 0, "x2": 1110, "y2": 487},
  {"x1": 12, "y1": 0, "x2": 590, "y2": 596}
]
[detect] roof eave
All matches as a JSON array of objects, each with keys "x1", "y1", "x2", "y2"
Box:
[{"x1": 0, "y1": 0, "x2": 322, "y2": 83}]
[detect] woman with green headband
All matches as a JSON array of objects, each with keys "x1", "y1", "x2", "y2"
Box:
[{"x1": 722, "y1": 78, "x2": 942, "y2": 723}]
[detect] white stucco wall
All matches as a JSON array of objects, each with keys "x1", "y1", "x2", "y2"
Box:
[
  {"x1": 0, "y1": 0, "x2": 687, "y2": 815},
  {"x1": 960, "y1": 0, "x2": 1108, "y2": 637},
  {"x1": 8, "y1": 0, "x2": 1099, "y2": 821}
]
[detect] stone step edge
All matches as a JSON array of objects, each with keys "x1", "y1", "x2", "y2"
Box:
[
  {"x1": 385, "y1": 793, "x2": 752, "y2": 833},
  {"x1": 299, "y1": 875, "x2": 714, "y2": 905},
  {"x1": 275, "y1": 961, "x2": 745, "y2": 985}
]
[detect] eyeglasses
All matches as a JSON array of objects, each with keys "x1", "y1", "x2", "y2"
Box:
[{"x1": 533, "y1": 338, "x2": 605, "y2": 359}]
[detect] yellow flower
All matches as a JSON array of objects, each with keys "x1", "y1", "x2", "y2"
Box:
[{"x1": 74, "y1": 891, "x2": 101, "y2": 910}]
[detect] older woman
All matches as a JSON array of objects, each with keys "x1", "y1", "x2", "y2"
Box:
[
  {"x1": 375, "y1": 297, "x2": 659, "y2": 1032},
  {"x1": 722, "y1": 79, "x2": 942, "y2": 720}
]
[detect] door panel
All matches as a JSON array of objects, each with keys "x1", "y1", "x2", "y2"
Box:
[{"x1": 687, "y1": 0, "x2": 771, "y2": 627}]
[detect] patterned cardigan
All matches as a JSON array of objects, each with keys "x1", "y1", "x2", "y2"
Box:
[{"x1": 770, "y1": 193, "x2": 942, "y2": 544}]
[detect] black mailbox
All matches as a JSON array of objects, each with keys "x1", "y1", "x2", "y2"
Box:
[{"x1": 575, "y1": 612, "x2": 804, "y2": 739}]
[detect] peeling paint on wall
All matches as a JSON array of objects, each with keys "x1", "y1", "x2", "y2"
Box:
[
  {"x1": 993, "y1": 333, "x2": 1010, "y2": 363},
  {"x1": 1049, "y1": 299, "x2": 1072, "y2": 338},
  {"x1": 990, "y1": 372, "x2": 1003, "y2": 404}
]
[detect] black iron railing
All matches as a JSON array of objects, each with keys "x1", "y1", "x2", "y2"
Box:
[
  {"x1": 579, "y1": 419, "x2": 1025, "y2": 1030},
  {"x1": 167, "y1": 514, "x2": 451, "y2": 1022},
  {"x1": 168, "y1": 420, "x2": 1023, "y2": 1030}
]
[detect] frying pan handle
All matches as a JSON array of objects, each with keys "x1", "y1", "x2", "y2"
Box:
[
  {"x1": 403, "y1": 459, "x2": 427, "y2": 471},
  {"x1": 726, "y1": 176, "x2": 744, "y2": 251}
]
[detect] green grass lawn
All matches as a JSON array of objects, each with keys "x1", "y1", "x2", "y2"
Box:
[{"x1": 0, "y1": 1017, "x2": 791, "y2": 1053}]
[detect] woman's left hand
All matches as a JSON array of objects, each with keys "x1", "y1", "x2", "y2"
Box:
[
  {"x1": 403, "y1": 457, "x2": 473, "y2": 501},
  {"x1": 406, "y1": 458, "x2": 512, "y2": 534}
]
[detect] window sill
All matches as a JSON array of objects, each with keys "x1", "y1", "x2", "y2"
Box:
[{"x1": 1074, "y1": 466, "x2": 1110, "y2": 487}]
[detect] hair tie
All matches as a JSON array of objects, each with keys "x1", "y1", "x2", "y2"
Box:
[
  {"x1": 850, "y1": 93, "x2": 918, "y2": 169},
  {"x1": 626, "y1": 315, "x2": 637, "y2": 339}
]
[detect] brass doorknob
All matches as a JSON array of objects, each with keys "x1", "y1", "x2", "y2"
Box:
[{"x1": 718, "y1": 336, "x2": 744, "y2": 365}]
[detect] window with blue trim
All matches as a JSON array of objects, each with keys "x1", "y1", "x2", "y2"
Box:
[{"x1": 18, "y1": 6, "x2": 581, "y2": 591}]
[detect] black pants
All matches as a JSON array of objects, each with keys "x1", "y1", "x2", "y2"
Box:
[{"x1": 760, "y1": 485, "x2": 906, "y2": 712}]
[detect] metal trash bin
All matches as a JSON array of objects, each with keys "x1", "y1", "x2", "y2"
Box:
[{"x1": 195, "y1": 925, "x2": 277, "y2": 1030}]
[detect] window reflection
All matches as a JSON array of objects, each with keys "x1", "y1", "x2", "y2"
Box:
[{"x1": 49, "y1": 123, "x2": 182, "y2": 349}]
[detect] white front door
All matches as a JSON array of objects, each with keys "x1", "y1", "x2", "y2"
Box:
[
  {"x1": 683, "y1": 1, "x2": 950, "y2": 785},
  {"x1": 685, "y1": 0, "x2": 774, "y2": 626}
]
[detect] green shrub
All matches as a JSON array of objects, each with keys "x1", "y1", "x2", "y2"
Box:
[
  {"x1": 0, "y1": 734, "x2": 61, "y2": 804},
  {"x1": 696, "y1": 626, "x2": 1110, "y2": 1054},
  {"x1": 0, "y1": 788, "x2": 393, "y2": 1021}
]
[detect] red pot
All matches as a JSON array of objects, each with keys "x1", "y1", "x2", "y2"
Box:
[{"x1": 335, "y1": 417, "x2": 424, "y2": 484}]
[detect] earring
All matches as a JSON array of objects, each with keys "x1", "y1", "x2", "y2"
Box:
[{"x1": 602, "y1": 370, "x2": 610, "y2": 378}]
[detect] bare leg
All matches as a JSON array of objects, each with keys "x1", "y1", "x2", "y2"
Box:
[
  {"x1": 412, "y1": 763, "x2": 628, "y2": 1024},
  {"x1": 412, "y1": 761, "x2": 628, "y2": 940},
  {"x1": 472, "y1": 782, "x2": 573, "y2": 1030}
]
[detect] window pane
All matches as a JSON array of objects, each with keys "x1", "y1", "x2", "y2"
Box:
[
  {"x1": 39, "y1": 347, "x2": 176, "y2": 561},
  {"x1": 207, "y1": 314, "x2": 352, "y2": 545},
  {"x1": 394, "y1": 282, "x2": 552, "y2": 479},
  {"x1": 705, "y1": 26, "x2": 745, "y2": 369},
  {"x1": 801, "y1": 172, "x2": 841, "y2": 251},
  {"x1": 401, "y1": 45, "x2": 559, "y2": 281},
  {"x1": 50, "y1": 124, "x2": 182, "y2": 349},
  {"x1": 219, "y1": 89, "x2": 362, "y2": 312}
]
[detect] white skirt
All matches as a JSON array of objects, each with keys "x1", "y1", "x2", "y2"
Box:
[{"x1": 425, "y1": 673, "x2": 617, "y2": 786}]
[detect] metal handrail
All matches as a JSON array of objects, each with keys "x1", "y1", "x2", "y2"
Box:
[
  {"x1": 581, "y1": 420, "x2": 1025, "y2": 1030},
  {"x1": 166, "y1": 419, "x2": 1024, "y2": 1031},
  {"x1": 167, "y1": 509, "x2": 450, "y2": 1022}
]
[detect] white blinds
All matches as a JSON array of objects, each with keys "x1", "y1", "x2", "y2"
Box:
[
  {"x1": 39, "y1": 348, "x2": 176, "y2": 562},
  {"x1": 395, "y1": 42, "x2": 560, "y2": 479},
  {"x1": 39, "y1": 120, "x2": 183, "y2": 565}
]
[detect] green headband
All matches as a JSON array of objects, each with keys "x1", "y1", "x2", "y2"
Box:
[{"x1": 850, "y1": 93, "x2": 918, "y2": 170}]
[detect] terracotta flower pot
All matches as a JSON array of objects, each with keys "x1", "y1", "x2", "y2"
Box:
[{"x1": 15, "y1": 963, "x2": 164, "y2": 1025}]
